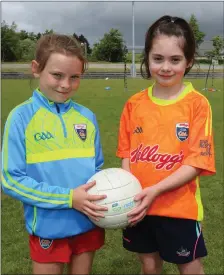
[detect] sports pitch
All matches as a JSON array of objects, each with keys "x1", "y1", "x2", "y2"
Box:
[{"x1": 1, "y1": 78, "x2": 223, "y2": 274}]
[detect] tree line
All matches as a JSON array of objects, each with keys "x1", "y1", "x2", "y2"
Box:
[{"x1": 1, "y1": 15, "x2": 223, "y2": 63}]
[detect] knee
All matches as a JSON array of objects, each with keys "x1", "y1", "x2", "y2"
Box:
[
  {"x1": 139, "y1": 257, "x2": 163, "y2": 274},
  {"x1": 141, "y1": 264, "x2": 162, "y2": 275},
  {"x1": 178, "y1": 258, "x2": 204, "y2": 275}
]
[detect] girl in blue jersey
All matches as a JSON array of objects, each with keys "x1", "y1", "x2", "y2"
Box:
[{"x1": 2, "y1": 34, "x2": 107, "y2": 274}]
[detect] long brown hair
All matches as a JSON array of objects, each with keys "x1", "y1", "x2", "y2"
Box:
[{"x1": 141, "y1": 15, "x2": 196, "y2": 78}]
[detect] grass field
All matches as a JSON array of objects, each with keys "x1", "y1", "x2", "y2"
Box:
[{"x1": 1, "y1": 78, "x2": 223, "y2": 274}]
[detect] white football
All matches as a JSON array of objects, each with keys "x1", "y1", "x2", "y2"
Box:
[
  {"x1": 105, "y1": 77, "x2": 109, "y2": 80},
  {"x1": 87, "y1": 168, "x2": 142, "y2": 229}
]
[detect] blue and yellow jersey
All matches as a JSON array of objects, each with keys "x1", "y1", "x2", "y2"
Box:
[{"x1": 1, "y1": 89, "x2": 104, "y2": 239}]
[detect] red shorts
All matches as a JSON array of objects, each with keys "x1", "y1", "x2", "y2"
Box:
[{"x1": 29, "y1": 227, "x2": 105, "y2": 263}]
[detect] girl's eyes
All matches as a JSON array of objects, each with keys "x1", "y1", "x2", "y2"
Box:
[
  {"x1": 152, "y1": 58, "x2": 181, "y2": 63},
  {"x1": 71, "y1": 75, "x2": 80, "y2": 80},
  {"x1": 52, "y1": 73, "x2": 80, "y2": 80},
  {"x1": 52, "y1": 73, "x2": 62, "y2": 79},
  {"x1": 153, "y1": 57, "x2": 162, "y2": 61},
  {"x1": 171, "y1": 59, "x2": 181, "y2": 63}
]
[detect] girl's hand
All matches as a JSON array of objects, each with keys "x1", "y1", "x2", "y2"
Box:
[
  {"x1": 127, "y1": 186, "x2": 159, "y2": 226},
  {"x1": 72, "y1": 181, "x2": 108, "y2": 221}
]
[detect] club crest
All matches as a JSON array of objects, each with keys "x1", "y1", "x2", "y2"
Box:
[
  {"x1": 39, "y1": 238, "x2": 53, "y2": 249},
  {"x1": 176, "y1": 122, "x2": 189, "y2": 142},
  {"x1": 74, "y1": 124, "x2": 87, "y2": 141}
]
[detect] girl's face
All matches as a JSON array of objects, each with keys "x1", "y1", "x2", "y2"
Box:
[
  {"x1": 32, "y1": 53, "x2": 83, "y2": 103},
  {"x1": 148, "y1": 34, "x2": 192, "y2": 87}
]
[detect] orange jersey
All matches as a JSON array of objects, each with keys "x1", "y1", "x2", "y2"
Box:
[{"x1": 116, "y1": 82, "x2": 216, "y2": 221}]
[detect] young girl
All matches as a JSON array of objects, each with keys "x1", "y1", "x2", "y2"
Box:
[
  {"x1": 117, "y1": 15, "x2": 216, "y2": 274},
  {"x1": 2, "y1": 34, "x2": 108, "y2": 275}
]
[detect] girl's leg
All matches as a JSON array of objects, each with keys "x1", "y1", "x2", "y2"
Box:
[
  {"x1": 67, "y1": 227, "x2": 104, "y2": 275},
  {"x1": 155, "y1": 218, "x2": 207, "y2": 275},
  {"x1": 177, "y1": 258, "x2": 204, "y2": 275},
  {"x1": 32, "y1": 261, "x2": 64, "y2": 275},
  {"x1": 29, "y1": 235, "x2": 71, "y2": 274},
  {"x1": 138, "y1": 252, "x2": 163, "y2": 274},
  {"x1": 68, "y1": 251, "x2": 95, "y2": 275}
]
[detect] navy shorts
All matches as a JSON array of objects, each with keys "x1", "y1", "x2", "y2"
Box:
[{"x1": 123, "y1": 215, "x2": 207, "y2": 264}]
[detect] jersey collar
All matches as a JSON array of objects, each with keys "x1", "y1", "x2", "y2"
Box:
[
  {"x1": 148, "y1": 82, "x2": 194, "y2": 106},
  {"x1": 33, "y1": 88, "x2": 73, "y2": 113}
]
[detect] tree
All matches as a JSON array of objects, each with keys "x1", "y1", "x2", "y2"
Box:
[
  {"x1": 73, "y1": 32, "x2": 80, "y2": 43},
  {"x1": 43, "y1": 29, "x2": 54, "y2": 35},
  {"x1": 36, "y1": 32, "x2": 41, "y2": 40},
  {"x1": 72, "y1": 33, "x2": 92, "y2": 55},
  {"x1": 19, "y1": 30, "x2": 29, "y2": 40},
  {"x1": 18, "y1": 38, "x2": 36, "y2": 61},
  {"x1": 92, "y1": 28, "x2": 125, "y2": 62},
  {"x1": 28, "y1": 31, "x2": 37, "y2": 41},
  {"x1": 78, "y1": 34, "x2": 92, "y2": 55},
  {"x1": 205, "y1": 36, "x2": 224, "y2": 61},
  {"x1": 189, "y1": 14, "x2": 205, "y2": 49},
  {"x1": 211, "y1": 36, "x2": 224, "y2": 59},
  {"x1": 1, "y1": 21, "x2": 20, "y2": 61}
]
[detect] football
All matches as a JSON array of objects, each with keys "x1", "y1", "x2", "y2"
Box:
[{"x1": 87, "y1": 168, "x2": 142, "y2": 229}]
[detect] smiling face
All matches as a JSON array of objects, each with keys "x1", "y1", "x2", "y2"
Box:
[
  {"x1": 148, "y1": 34, "x2": 192, "y2": 87},
  {"x1": 32, "y1": 52, "x2": 83, "y2": 103}
]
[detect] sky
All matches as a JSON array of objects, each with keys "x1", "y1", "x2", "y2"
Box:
[{"x1": 1, "y1": 1, "x2": 224, "y2": 47}]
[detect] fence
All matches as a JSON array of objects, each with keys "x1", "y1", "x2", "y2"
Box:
[{"x1": 1, "y1": 71, "x2": 223, "y2": 79}]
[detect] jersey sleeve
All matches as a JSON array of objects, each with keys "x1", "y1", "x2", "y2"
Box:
[
  {"x1": 183, "y1": 97, "x2": 216, "y2": 175},
  {"x1": 93, "y1": 114, "x2": 104, "y2": 172},
  {"x1": 1, "y1": 110, "x2": 73, "y2": 209},
  {"x1": 116, "y1": 101, "x2": 131, "y2": 159}
]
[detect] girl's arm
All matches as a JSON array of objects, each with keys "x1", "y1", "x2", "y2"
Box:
[
  {"x1": 2, "y1": 110, "x2": 106, "y2": 215},
  {"x1": 127, "y1": 164, "x2": 201, "y2": 224},
  {"x1": 122, "y1": 158, "x2": 131, "y2": 172}
]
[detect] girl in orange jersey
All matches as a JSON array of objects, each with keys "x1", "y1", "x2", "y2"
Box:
[{"x1": 117, "y1": 15, "x2": 216, "y2": 274}]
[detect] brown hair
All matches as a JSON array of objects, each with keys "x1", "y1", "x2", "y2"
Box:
[
  {"x1": 34, "y1": 33, "x2": 87, "y2": 73},
  {"x1": 141, "y1": 15, "x2": 196, "y2": 79}
]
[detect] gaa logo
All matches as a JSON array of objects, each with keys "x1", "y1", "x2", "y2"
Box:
[
  {"x1": 34, "y1": 131, "x2": 54, "y2": 141},
  {"x1": 176, "y1": 123, "x2": 189, "y2": 142},
  {"x1": 39, "y1": 238, "x2": 53, "y2": 249},
  {"x1": 74, "y1": 124, "x2": 87, "y2": 141}
]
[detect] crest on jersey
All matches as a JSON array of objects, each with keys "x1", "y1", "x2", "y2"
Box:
[
  {"x1": 39, "y1": 238, "x2": 53, "y2": 249},
  {"x1": 176, "y1": 123, "x2": 189, "y2": 142},
  {"x1": 74, "y1": 124, "x2": 87, "y2": 141}
]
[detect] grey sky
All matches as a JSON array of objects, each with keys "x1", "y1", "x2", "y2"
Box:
[{"x1": 1, "y1": 1, "x2": 224, "y2": 46}]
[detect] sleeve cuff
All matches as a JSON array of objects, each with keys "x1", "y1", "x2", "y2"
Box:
[
  {"x1": 69, "y1": 189, "x2": 73, "y2": 208},
  {"x1": 183, "y1": 158, "x2": 216, "y2": 176},
  {"x1": 116, "y1": 151, "x2": 130, "y2": 159}
]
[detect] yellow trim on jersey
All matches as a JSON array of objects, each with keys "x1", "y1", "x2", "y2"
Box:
[
  {"x1": 205, "y1": 102, "x2": 212, "y2": 136},
  {"x1": 148, "y1": 82, "x2": 194, "y2": 106},
  {"x1": 69, "y1": 190, "x2": 73, "y2": 208},
  {"x1": 195, "y1": 176, "x2": 203, "y2": 221},
  {"x1": 32, "y1": 206, "x2": 37, "y2": 233},
  {"x1": 2, "y1": 177, "x2": 70, "y2": 205},
  {"x1": 27, "y1": 148, "x2": 95, "y2": 163},
  {"x1": 193, "y1": 90, "x2": 213, "y2": 136}
]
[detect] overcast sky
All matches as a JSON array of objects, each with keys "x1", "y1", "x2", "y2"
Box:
[{"x1": 2, "y1": 1, "x2": 224, "y2": 46}]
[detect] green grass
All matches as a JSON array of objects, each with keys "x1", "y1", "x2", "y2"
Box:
[{"x1": 1, "y1": 78, "x2": 223, "y2": 274}]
